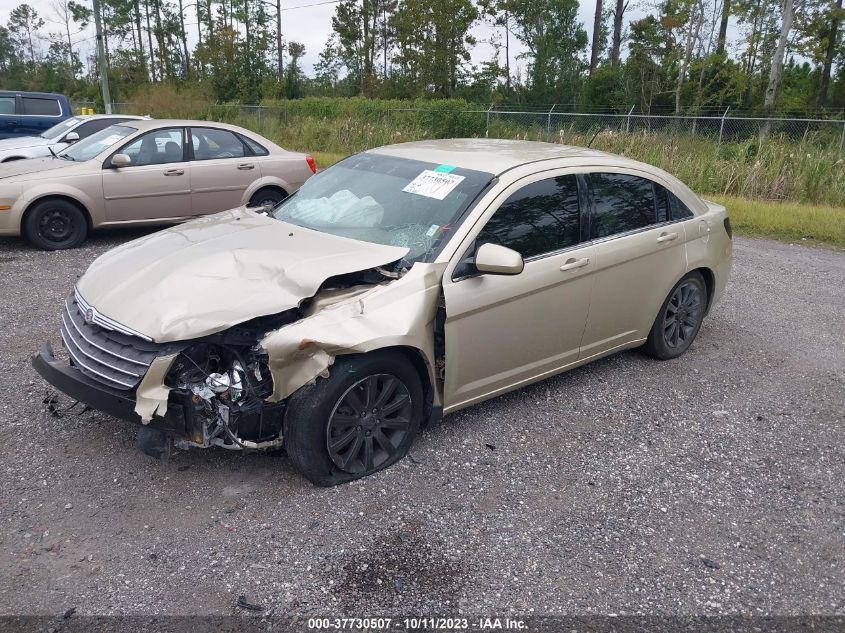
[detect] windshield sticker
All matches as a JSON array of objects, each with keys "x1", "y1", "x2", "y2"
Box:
[
  {"x1": 403, "y1": 170, "x2": 465, "y2": 200},
  {"x1": 99, "y1": 134, "x2": 124, "y2": 147},
  {"x1": 433, "y1": 164, "x2": 456, "y2": 173},
  {"x1": 426, "y1": 224, "x2": 440, "y2": 237}
]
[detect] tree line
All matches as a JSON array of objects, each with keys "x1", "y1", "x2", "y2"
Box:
[{"x1": 0, "y1": 0, "x2": 843, "y2": 115}]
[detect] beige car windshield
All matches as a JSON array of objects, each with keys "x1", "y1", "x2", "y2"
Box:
[{"x1": 272, "y1": 153, "x2": 492, "y2": 264}]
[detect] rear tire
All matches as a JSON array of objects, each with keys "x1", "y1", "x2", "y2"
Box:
[
  {"x1": 284, "y1": 351, "x2": 423, "y2": 486},
  {"x1": 642, "y1": 271, "x2": 706, "y2": 360},
  {"x1": 24, "y1": 199, "x2": 88, "y2": 250},
  {"x1": 248, "y1": 188, "x2": 287, "y2": 211}
]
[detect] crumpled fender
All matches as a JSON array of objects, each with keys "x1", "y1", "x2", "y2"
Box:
[{"x1": 261, "y1": 262, "x2": 446, "y2": 404}]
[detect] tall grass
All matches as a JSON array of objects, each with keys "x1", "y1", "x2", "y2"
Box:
[
  {"x1": 122, "y1": 88, "x2": 845, "y2": 206},
  {"x1": 709, "y1": 195, "x2": 845, "y2": 247}
]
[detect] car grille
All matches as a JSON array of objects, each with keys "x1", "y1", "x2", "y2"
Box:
[{"x1": 60, "y1": 294, "x2": 166, "y2": 391}]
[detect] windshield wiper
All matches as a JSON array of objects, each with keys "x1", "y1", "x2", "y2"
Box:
[
  {"x1": 57, "y1": 152, "x2": 75, "y2": 161},
  {"x1": 48, "y1": 146, "x2": 57, "y2": 159}
]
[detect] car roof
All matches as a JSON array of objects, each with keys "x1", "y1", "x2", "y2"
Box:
[
  {"x1": 0, "y1": 90, "x2": 67, "y2": 98},
  {"x1": 118, "y1": 119, "x2": 252, "y2": 133},
  {"x1": 74, "y1": 114, "x2": 148, "y2": 120},
  {"x1": 369, "y1": 138, "x2": 654, "y2": 176}
]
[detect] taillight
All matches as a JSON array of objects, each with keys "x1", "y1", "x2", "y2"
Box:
[
  {"x1": 723, "y1": 217, "x2": 732, "y2": 239},
  {"x1": 306, "y1": 155, "x2": 316, "y2": 174}
]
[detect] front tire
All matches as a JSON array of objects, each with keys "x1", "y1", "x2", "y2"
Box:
[
  {"x1": 24, "y1": 199, "x2": 88, "y2": 250},
  {"x1": 643, "y1": 272, "x2": 706, "y2": 360},
  {"x1": 284, "y1": 351, "x2": 423, "y2": 486}
]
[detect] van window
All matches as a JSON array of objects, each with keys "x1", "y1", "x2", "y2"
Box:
[
  {"x1": 0, "y1": 97, "x2": 15, "y2": 115},
  {"x1": 22, "y1": 97, "x2": 61, "y2": 116}
]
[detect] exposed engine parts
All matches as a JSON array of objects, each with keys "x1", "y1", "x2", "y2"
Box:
[{"x1": 166, "y1": 343, "x2": 285, "y2": 451}]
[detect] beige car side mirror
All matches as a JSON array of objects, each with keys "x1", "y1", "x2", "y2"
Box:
[
  {"x1": 474, "y1": 243, "x2": 524, "y2": 276},
  {"x1": 111, "y1": 153, "x2": 132, "y2": 168}
]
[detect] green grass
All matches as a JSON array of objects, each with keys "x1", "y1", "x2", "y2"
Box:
[
  {"x1": 118, "y1": 89, "x2": 845, "y2": 245},
  {"x1": 122, "y1": 88, "x2": 845, "y2": 206},
  {"x1": 710, "y1": 195, "x2": 845, "y2": 248},
  {"x1": 307, "y1": 150, "x2": 345, "y2": 169}
]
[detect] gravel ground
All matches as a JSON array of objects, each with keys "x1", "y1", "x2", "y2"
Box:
[{"x1": 0, "y1": 230, "x2": 842, "y2": 618}]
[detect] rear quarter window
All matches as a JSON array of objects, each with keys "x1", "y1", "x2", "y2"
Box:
[
  {"x1": 239, "y1": 134, "x2": 269, "y2": 156},
  {"x1": 668, "y1": 191, "x2": 695, "y2": 220},
  {"x1": 22, "y1": 97, "x2": 61, "y2": 116}
]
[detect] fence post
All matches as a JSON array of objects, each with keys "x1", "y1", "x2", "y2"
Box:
[
  {"x1": 840, "y1": 119, "x2": 845, "y2": 156},
  {"x1": 626, "y1": 105, "x2": 634, "y2": 134},
  {"x1": 718, "y1": 106, "x2": 730, "y2": 148},
  {"x1": 547, "y1": 104, "x2": 556, "y2": 141},
  {"x1": 486, "y1": 103, "x2": 493, "y2": 138}
]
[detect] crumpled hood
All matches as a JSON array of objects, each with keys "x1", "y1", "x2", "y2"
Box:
[
  {"x1": 76, "y1": 208, "x2": 410, "y2": 343},
  {"x1": 0, "y1": 156, "x2": 75, "y2": 180},
  {"x1": 0, "y1": 136, "x2": 48, "y2": 151}
]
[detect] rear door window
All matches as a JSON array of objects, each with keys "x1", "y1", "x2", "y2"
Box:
[
  {"x1": 588, "y1": 173, "x2": 657, "y2": 239},
  {"x1": 22, "y1": 97, "x2": 61, "y2": 116},
  {"x1": 475, "y1": 174, "x2": 582, "y2": 258},
  {"x1": 191, "y1": 128, "x2": 246, "y2": 160}
]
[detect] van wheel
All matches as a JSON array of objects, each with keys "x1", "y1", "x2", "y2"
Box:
[
  {"x1": 284, "y1": 352, "x2": 423, "y2": 486},
  {"x1": 248, "y1": 188, "x2": 287, "y2": 211},
  {"x1": 643, "y1": 272, "x2": 706, "y2": 360},
  {"x1": 24, "y1": 199, "x2": 88, "y2": 250}
]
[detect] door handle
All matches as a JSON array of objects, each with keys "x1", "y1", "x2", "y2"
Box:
[
  {"x1": 237, "y1": 163, "x2": 255, "y2": 170},
  {"x1": 657, "y1": 231, "x2": 679, "y2": 243},
  {"x1": 560, "y1": 257, "x2": 590, "y2": 271},
  {"x1": 164, "y1": 169, "x2": 184, "y2": 176}
]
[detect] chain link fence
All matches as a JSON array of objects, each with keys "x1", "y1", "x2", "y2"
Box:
[
  {"x1": 73, "y1": 100, "x2": 845, "y2": 153},
  {"x1": 484, "y1": 107, "x2": 845, "y2": 152}
]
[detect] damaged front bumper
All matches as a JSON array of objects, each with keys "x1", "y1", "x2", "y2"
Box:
[
  {"x1": 33, "y1": 343, "x2": 203, "y2": 442},
  {"x1": 33, "y1": 343, "x2": 287, "y2": 451}
]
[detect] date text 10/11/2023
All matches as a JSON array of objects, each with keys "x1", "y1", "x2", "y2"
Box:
[{"x1": 306, "y1": 617, "x2": 528, "y2": 630}]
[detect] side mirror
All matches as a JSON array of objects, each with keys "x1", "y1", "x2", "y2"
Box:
[
  {"x1": 64, "y1": 131, "x2": 79, "y2": 143},
  {"x1": 474, "y1": 243, "x2": 524, "y2": 276},
  {"x1": 111, "y1": 153, "x2": 131, "y2": 168}
]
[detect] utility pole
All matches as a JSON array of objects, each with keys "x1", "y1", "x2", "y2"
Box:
[
  {"x1": 276, "y1": 0, "x2": 284, "y2": 81},
  {"x1": 92, "y1": 0, "x2": 112, "y2": 113},
  {"x1": 504, "y1": 11, "x2": 510, "y2": 89}
]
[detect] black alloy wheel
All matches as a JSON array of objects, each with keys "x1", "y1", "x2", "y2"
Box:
[
  {"x1": 326, "y1": 374, "x2": 414, "y2": 475},
  {"x1": 643, "y1": 271, "x2": 707, "y2": 360},
  {"x1": 283, "y1": 351, "x2": 424, "y2": 486},
  {"x1": 663, "y1": 279, "x2": 704, "y2": 350}
]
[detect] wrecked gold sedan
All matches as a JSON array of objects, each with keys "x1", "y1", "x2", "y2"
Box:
[{"x1": 33, "y1": 139, "x2": 732, "y2": 485}]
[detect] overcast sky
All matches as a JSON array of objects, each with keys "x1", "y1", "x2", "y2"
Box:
[{"x1": 0, "y1": 0, "x2": 629, "y2": 76}]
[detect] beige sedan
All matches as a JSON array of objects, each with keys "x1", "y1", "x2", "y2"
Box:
[
  {"x1": 0, "y1": 119, "x2": 315, "y2": 249},
  {"x1": 34, "y1": 139, "x2": 732, "y2": 485}
]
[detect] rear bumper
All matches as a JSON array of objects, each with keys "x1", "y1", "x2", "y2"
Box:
[{"x1": 32, "y1": 343, "x2": 197, "y2": 438}]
